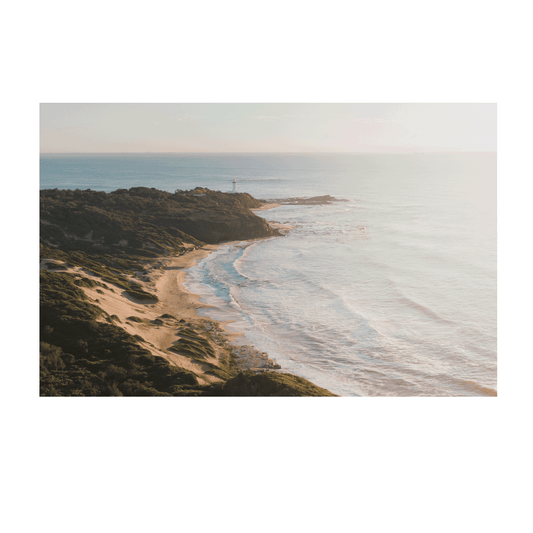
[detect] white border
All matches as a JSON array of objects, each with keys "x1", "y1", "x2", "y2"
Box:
[{"x1": 18, "y1": 84, "x2": 516, "y2": 416}]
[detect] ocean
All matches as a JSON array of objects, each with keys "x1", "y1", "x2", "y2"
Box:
[{"x1": 40, "y1": 153, "x2": 497, "y2": 396}]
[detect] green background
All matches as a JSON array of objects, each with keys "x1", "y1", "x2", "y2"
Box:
[{"x1": 0, "y1": 2, "x2": 531, "y2": 533}]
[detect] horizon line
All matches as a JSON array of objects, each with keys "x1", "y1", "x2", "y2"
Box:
[{"x1": 40, "y1": 150, "x2": 497, "y2": 155}]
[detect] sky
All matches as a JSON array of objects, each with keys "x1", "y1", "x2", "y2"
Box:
[{"x1": 40, "y1": 103, "x2": 496, "y2": 153}]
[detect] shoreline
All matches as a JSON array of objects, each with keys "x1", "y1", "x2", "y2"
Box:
[
  {"x1": 140, "y1": 203, "x2": 288, "y2": 375},
  {"x1": 41, "y1": 206, "x2": 287, "y2": 384},
  {"x1": 147, "y1": 200, "x2": 298, "y2": 374},
  {"x1": 44, "y1": 243, "x2": 282, "y2": 385},
  {"x1": 251, "y1": 202, "x2": 281, "y2": 211},
  {"x1": 176, "y1": 204, "x2": 288, "y2": 370},
  {"x1": 251, "y1": 202, "x2": 295, "y2": 234},
  {"x1": 41, "y1": 244, "x2": 283, "y2": 388},
  {"x1": 40, "y1": 188, "x2": 338, "y2": 396}
]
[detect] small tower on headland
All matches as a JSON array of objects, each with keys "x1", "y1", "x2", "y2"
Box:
[{"x1": 232, "y1": 179, "x2": 237, "y2": 193}]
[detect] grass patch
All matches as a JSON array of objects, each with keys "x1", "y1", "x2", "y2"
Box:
[
  {"x1": 216, "y1": 371, "x2": 338, "y2": 396},
  {"x1": 125, "y1": 289, "x2": 159, "y2": 303},
  {"x1": 126, "y1": 316, "x2": 145, "y2": 323},
  {"x1": 171, "y1": 328, "x2": 216, "y2": 360}
]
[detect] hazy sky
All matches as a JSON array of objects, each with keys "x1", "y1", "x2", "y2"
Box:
[{"x1": 40, "y1": 103, "x2": 496, "y2": 153}]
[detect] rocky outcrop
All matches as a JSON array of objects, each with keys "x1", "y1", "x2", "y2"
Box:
[{"x1": 265, "y1": 195, "x2": 349, "y2": 205}]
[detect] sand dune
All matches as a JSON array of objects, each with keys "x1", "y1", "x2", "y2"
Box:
[{"x1": 43, "y1": 246, "x2": 233, "y2": 384}]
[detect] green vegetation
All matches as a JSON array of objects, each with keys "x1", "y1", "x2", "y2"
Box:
[
  {"x1": 126, "y1": 316, "x2": 145, "y2": 323},
  {"x1": 212, "y1": 371, "x2": 337, "y2": 397},
  {"x1": 124, "y1": 287, "x2": 158, "y2": 303},
  {"x1": 40, "y1": 186, "x2": 333, "y2": 396},
  {"x1": 169, "y1": 327, "x2": 216, "y2": 361},
  {"x1": 41, "y1": 268, "x2": 332, "y2": 396},
  {"x1": 40, "y1": 270, "x2": 202, "y2": 396},
  {"x1": 40, "y1": 186, "x2": 276, "y2": 252}
]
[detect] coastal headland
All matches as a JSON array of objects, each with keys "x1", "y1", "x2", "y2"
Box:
[{"x1": 40, "y1": 187, "x2": 338, "y2": 396}]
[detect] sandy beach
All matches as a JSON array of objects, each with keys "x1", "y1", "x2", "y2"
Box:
[
  {"x1": 251, "y1": 202, "x2": 281, "y2": 211},
  {"x1": 42, "y1": 238, "x2": 281, "y2": 385},
  {"x1": 42, "y1": 246, "x2": 222, "y2": 383},
  {"x1": 39, "y1": 200, "x2": 288, "y2": 387}
]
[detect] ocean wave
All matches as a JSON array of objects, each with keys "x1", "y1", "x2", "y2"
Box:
[
  {"x1": 233, "y1": 241, "x2": 261, "y2": 280},
  {"x1": 227, "y1": 286, "x2": 255, "y2": 325},
  {"x1": 388, "y1": 281, "x2": 456, "y2": 326}
]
